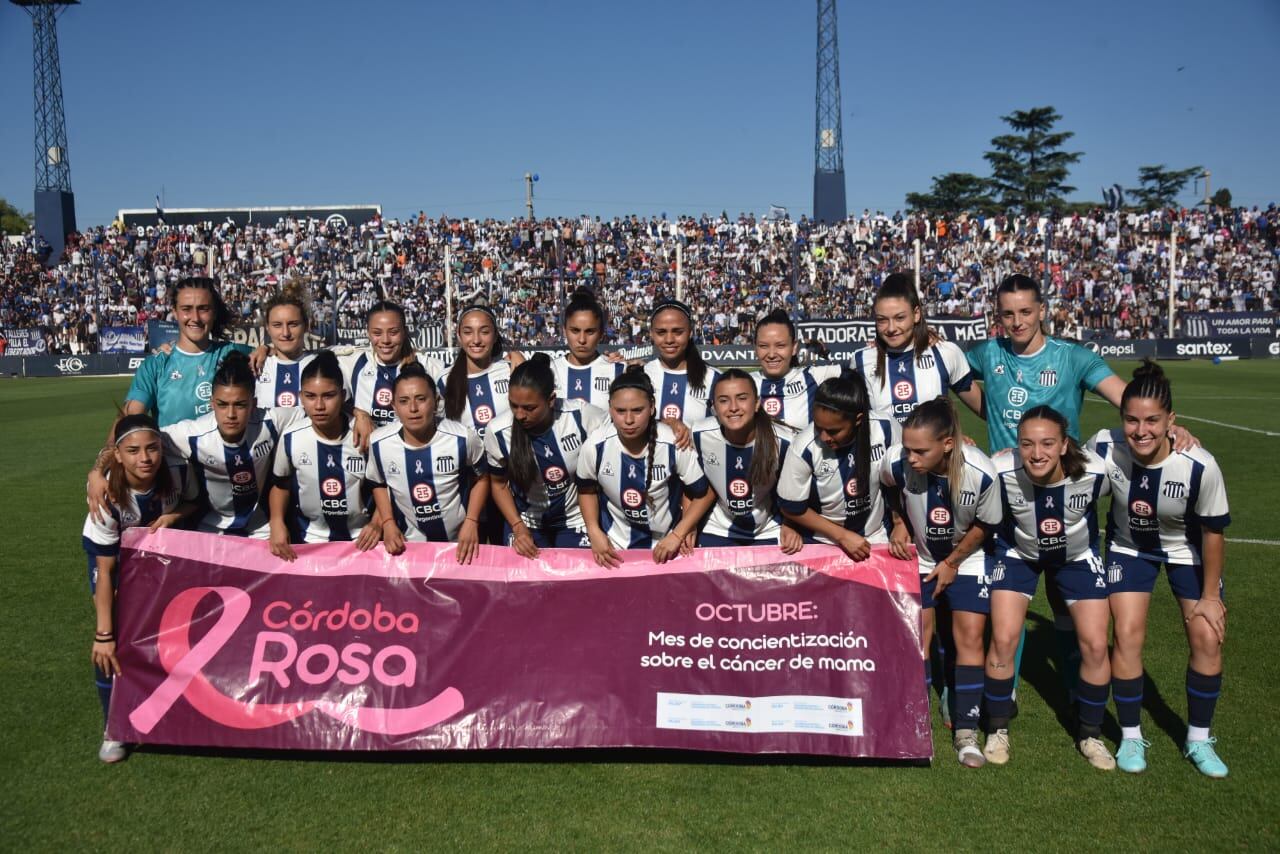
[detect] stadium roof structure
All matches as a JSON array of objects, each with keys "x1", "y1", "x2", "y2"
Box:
[{"x1": 117, "y1": 204, "x2": 382, "y2": 229}]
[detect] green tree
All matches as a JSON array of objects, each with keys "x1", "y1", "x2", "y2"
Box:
[
  {"x1": 1128, "y1": 165, "x2": 1201, "y2": 211},
  {"x1": 0, "y1": 197, "x2": 34, "y2": 236},
  {"x1": 1210, "y1": 187, "x2": 1233, "y2": 209},
  {"x1": 904, "y1": 172, "x2": 996, "y2": 214},
  {"x1": 984, "y1": 107, "x2": 1082, "y2": 214}
]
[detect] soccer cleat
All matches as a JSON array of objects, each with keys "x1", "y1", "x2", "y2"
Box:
[
  {"x1": 954, "y1": 729, "x2": 986, "y2": 768},
  {"x1": 98, "y1": 736, "x2": 127, "y2": 764},
  {"x1": 1115, "y1": 738, "x2": 1150, "y2": 773},
  {"x1": 1184, "y1": 738, "x2": 1228, "y2": 778},
  {"x1": 1077, "y1": 737, "x2": 1116, "y2": 770},
  {"x1": 983, "y1": 729, "x2": 1010, "y2": 765}
]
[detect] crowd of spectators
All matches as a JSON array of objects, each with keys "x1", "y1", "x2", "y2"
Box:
[{"x1": 2, "y1": 204, "x2": 1275, "y2": 354}]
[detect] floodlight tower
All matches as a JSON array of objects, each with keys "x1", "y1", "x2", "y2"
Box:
[
  {"x1": 11, "y1": 0, "x2": 78, "y2": 265},
  {"x1": 813, "y1": 0, "x2": 846, "y2": 223}
]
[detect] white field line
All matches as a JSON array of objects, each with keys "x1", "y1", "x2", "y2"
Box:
[
  {"x1": 1228, "y1": 538, "x2": 1280, "y2": 546},
  {"x1": 1083, "y1": 399, "x2": 1280, "y2": 436}
]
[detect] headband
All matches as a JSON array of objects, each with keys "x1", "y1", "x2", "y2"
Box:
[
  {"x1": 459, "y1": 304, "x2": 498, "y2": 324},
  {"x1": 649, "y1": 298, "x2": 693, "y2": 322},
  {"x1": 114, "y1": 425, "x2": 161, "y2": 444}
]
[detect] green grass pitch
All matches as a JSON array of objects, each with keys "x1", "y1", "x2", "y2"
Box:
[{"x1": 2, "y1": 361, "x2": 1277, "y2": 850}]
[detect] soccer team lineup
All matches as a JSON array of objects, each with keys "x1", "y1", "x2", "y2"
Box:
[{"x1": 77, "y1": 271, "x2": 1236, "y2": 777}]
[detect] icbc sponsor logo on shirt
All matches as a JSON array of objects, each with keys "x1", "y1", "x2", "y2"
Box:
[
  {"x1": 412, "y1": 483, "x2": 435, "y2": 503},
  {"x1": 844, "y1": 478, "x2": 859, "y2": 497},
  {"x1": 893, "y1": 380, "x2": 913, "y2": 401},
  {"x1": 473, "y1": 405, "x2": 493, "y2": 425},
  {"x1": 232, "y1": 471, "x2": 254, "y2": 485},
  {"x1": 622, "y1": 488, "x2": 644, "y2": 508},
  {"x1": 662, "y1": 403, "x2": 682, "y2": 420},
  {"x1": 375, "y1": 388, "x2": 394, "y2": 406},
  {"x1": 929, "y1": 506, "x2": 951, "y2": 525},
  {"x1": 728, "y1": 478, "x2": 750, "y2": 498},
  {"x1": 277, "y1": 392, "x2": 296, "y2": 407},
  {"x1": 763, "y1": 398, "x2": 782, "y2": 416},
  {"x1": 1130, "y1": 499, "x2": 1153, "y2": 517},
  {"x1": 322, "y1": 478, "x2": 343, "y2": 497},
  {"x1": 1039, "y1": 518, "x2": 1063, "y2": 536},
  {"x1": 544, "y1": 465, "x2": 566, "y2": 484}
]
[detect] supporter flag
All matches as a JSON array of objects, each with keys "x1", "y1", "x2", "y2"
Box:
[{"x1": 155, "y1": 195, "x2": 165, "y2": 225}]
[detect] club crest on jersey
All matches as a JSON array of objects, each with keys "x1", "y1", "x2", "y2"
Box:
[
  {"x1": 1108, "y1": 562, "x2": 1124, "y2": 585},
  {"x1": 893, "y1": 380, "x2": 914, "y2": 401},
  {"x1": 650, "y1": 464, "x2": 667, "y2": 481},
  {"x1": 435, "y1": 455, "x2": 456, "y2": 474},
  {"x1": 544, "y1": 465, "x2": 566, "y2": 484},
  {"x1": 412, "y1": 483, "x2": 434, "y2": 503},
  {"x1": 375, "y1": 387, "x2": 393, "y2": 407},
  {"x1": 917, "y1": 353, "x2": 935, "y2": 370},
  {"x1": 929, "y1": 506, "x2": 951, "y2": 525},
  {"x1": 1130, "y1": 499, "x2": 1153, "y2": 517},
  {"x1": 622, "y1": 487, "x2": 644, "y2": 508},
  {"x1": 494, "y1": 380, "x2": 510, "y2": 394},
  {"x1": 473, "y1": 405, "x2": 494, "y2": 425},
  {"x1": 251, "y1": 441, "x2": 272, "y2": 460},
  {"x1": 728, "y1": 478, "x2": 750, "y2": 498},
  {"x1": 1039, "y1": 369, "x2": 1058, "y2": 387},
  {"x1": 1162, "y1": 481, "x2": 1186, "y2": 499},
  {"x1": 321, "y1": 477, "x2": 343, "y2": 497},
  {"x1": 960, "y1": 490, "x2": 976, "y2": 507},
  {"x1": 561, "y1": 433, "x2": 582, "y2": 452},
  {"x1": 1068, "y1": 493, "x2": 1089, "y2": 511},
  {"x1": 1039, "y1": 517, "x2": 1063, "y2": 536},
  {"x1": 345, "y1": 457, "x2": 365, "y2": 475},
  {"x1": 593, "y1": 377, "x2": 611, "y2": 392}
]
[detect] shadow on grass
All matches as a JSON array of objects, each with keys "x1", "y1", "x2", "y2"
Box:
[
  {"x1": 133, "y1": 743, "x2": 932, "y2": 768},
  {"x1": 1142, "y1": 671, "x2": 1189, "y2": 749},
  {"x1": 1015, "y1": 612, "x2": 1119, "y2": 742}
]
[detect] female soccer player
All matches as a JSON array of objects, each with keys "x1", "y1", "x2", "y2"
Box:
[
  {"x1": 1087, "y1": 361, "x2": 1231, "y2": 777},
  {"x1": 552, "y1": 288, "x2": 624, "y2": 410},
  {"x1": 577, "y1": 367, "x2": 714, "y2": 564},
  {"x1": 881, "y1": 398, "x2": 1002, "y2": 767},
  {"x1": 83, "y1": 414, "x2": 195, "y2": 762},
  {"x1": 124, "y1": 277, "x2": 256, "y2": 426},
  {"x1": 366, "y1": 363, "x2": 489, "y2": 563},
  {"x1": 752, "y1": 309, "x2": 844, "y2": 431},
  {"x1": 691, "y1": 369, "x2": 803, "y2": 551},
  {"x1": 777, "y1": 373, "x2": 899, "y2": 559},
  {"x1": 255, "y1": 279, "x2": 316, "y2": 409},
  {"x1": 484, "y1": 353, "x2": 607, "y2": 556},
  {"x1": 268, "y1": 352, "x2": 381, "y2": 558},
  {"x1": 644, "y1": 298, "x2": 719, "y2": 426},
  {"x1": 340, "y1": 300, "x2": 447, "y2": 445},
  {"x1": 851, "y1": 274, "x2": 982, "y2": 425},
  {"x1": 440, "y1": 303, "x2": 518, "y2": 438},
  {"x1": 983, "y1": 405, "x2": 1114, "y2": 770},
  {"x1": 159, "y1": 352, "x2": 304, "y2": 537}
]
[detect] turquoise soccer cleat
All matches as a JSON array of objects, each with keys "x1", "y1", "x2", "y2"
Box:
[
  {"x1": 1184, "y1": 738, "x2": 1228, "y2": 778},
  {"x1": 1115, "y1": 738, "x2": 1150, "y2": 773}
]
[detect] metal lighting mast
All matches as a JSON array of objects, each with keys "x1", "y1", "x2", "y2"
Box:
[
  {"x1": 813, "y1": 0, "x2": 846, "y2": 223},
  {"x1": 11, "y1": 0, "x2": 78, "y2": 265}
]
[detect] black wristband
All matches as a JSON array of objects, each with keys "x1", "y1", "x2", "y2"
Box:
[{"x1": 95, "y1": 634, "x2": 115, "y2": 642}]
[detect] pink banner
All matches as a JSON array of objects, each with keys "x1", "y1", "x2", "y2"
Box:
[{"x1": 107, "y1": 529, "x2": 930, "y2": 759}]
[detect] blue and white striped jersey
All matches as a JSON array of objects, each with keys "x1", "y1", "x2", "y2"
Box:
[
  {"x1": 991, "y1": 448, "x2": 1111, "y2": 566},
  {"x1": 366, "y1": 419, "x2": 486, "y2": 543},
  {"x1": 1087, "y1": 428, "x2": 1231, "y2": 565},
  {"x1": 82, "y1": 467, "x2": 193, "y2": 558},
  {"x1": 163, "y1": 407, "x2": 304, "y2": 537},
  {"x1": 273, "y1": 421, "x2": 372, "y2": 543},
  {"x1": 576, "y1": 422, "x2": 709, "y2": 548},
  {"x1": 753, "y1": 364, "x2": 845, "y2": 431},
  {"x1": 553, "y1": 353, "x2": 625, "y2": 410},
  {"x1": 851, "y1": 340, "x2": 974, "y2": 425},
  {"x1": 255, "y1": 353, "x2": 317, "y2": 409},
  {"x1": 484, "y1": 400, "x2": 607, "y2": 532},
  {"x1": 880, "y1": 443, "x2": 1002, "y2": 576},
  {"x1": 437, "y1": 360, "x2": 511, "y2": 437},
  {"x1": 643, "y1": 360, "x2": 719, "y2": 425},
  {"x1": 777, "y1": 417, "x2": 899, "y2": 544},
  {"x1": 690, "y1": 418, "x2": 799, "y2": 542},
  {"x1": 339, "y1": 348, "x2": 447, "y2": 428}
]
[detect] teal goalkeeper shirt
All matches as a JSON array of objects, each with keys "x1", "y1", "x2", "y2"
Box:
[
  {"x1": 125, "y1": 340, "x2": 253, "y2": 426},
  {"x1": 966, "y1": 336, "x2": 1115, "y2": 452}
]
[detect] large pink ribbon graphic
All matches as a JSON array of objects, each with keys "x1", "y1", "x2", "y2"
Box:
[{"x1": 129, "y1": 586, "x2": 464, "y2": 736}]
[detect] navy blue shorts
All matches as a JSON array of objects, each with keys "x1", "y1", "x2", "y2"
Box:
[
  {"x1": 1104, "y1": 553, "x2": 1225, "y2": 600},
  {"x1": 988, "y1": 553, "x2": 1109, "y2": 603},
  {"x1": 699, "y1": 533, "x2": 779, "y2": 547},
  {"x1": 504, "y1": 526, "x2": 589, "y2": 549},
  {"x1": 921, "y1": 572, "x2": 990, "y2": 614}
]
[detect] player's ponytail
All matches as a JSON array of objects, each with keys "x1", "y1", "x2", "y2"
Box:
[
  {"x1": 444, "y1": 303, "x2": 504, "y2": 421},
  {"x1": 813, "y1": 372, "x2": 872, "y2": 500},
  {"x1": 754, "y1": 309, "x2": 800, "y2": 371},
  {"x1": 1020, "y1": 405, "x2": 1087, "y2": 480},
  {"x1": 506, "y1": 353, "x2": 556, "y2": 494},
  {"x1": 872, "y1": 273, "x2": 932, "y2": 386},
  {"x1": 564, "y1": 286, "x2": 608, "y2": 329},
  {"x1": 1122, "y1": 358, "x2": 1173, "y2": 414},
  {"x1": 366, "y1": 300, "x2": 415, "y2": 364},
  {"x1": 264, "y1": 277, "x2": 313, "y2": 330},
  {"x1": 713, "y1": 369, "x2": 783, "y2": 497},
  {"x1": 212, "y1": 350, "x2": 256, "y2": 394},
  {"x1": 172, "y1": 276, "x2": 232, "y2": 339},
  {"x1": 904, "y1": 396, "x2": 965, "y2": 509}
]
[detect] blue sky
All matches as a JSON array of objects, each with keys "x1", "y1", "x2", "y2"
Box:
[{"x1": 2, "y1": 0, "x2": 1276, "y2": 227}]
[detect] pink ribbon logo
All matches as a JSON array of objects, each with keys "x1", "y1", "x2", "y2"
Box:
[{"x1": 129, "y1": 586, "x2": 464, "y2": 736}]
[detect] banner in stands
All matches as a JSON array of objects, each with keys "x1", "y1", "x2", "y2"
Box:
[
  {"x1": 1251, "y1": 336, "x2": 1280, "y2": 359},
  {"x1": 99, "y1": 326, "x2": 147, "y2": 353},
  {"x1": 797, "y1": 317, "x2": 988, "y2": 347},
  {"x1": 1182, "y1": 312, "x2": 1277, "y2": 338},
  {"x1": 1, "y1": 327, "x2": 48, "y2": 355},
  {"x1": 1081, "y1": 339, "x2": 1158, "y2": 360},
  {"x1": 1155, "y1": 337, "x2": 1253, "y2": 360},
  {"x1": 147, "y1": 320, "x2": 180, "y2": 350},
  {"x1": 227, "y1": 326, "x2": 328, "y2": 351},
  {"x1": 107, "y1": 530, "x2": 930, "y2": 759}
]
